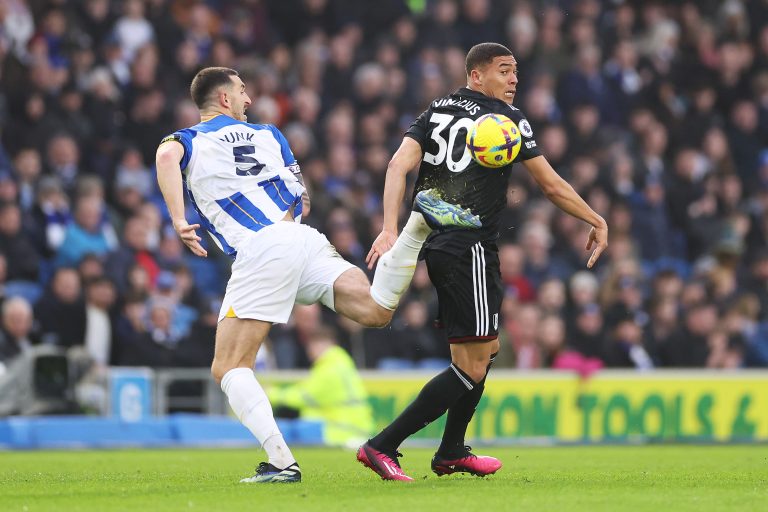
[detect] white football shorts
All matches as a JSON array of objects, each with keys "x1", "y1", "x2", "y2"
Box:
[{"x1": 218, "y1": 221, "x2": 356, "y2": 323}]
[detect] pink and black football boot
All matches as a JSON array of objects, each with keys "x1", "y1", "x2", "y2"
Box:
[
  {"x1": 431, "y1": 446, "x2": 502, "y2": 477},
  {"x1": 356, "y1": 442, "x2": 414, "y2": 482}
]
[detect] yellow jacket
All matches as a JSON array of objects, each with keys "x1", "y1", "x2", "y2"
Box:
[{"x1": 268, "y1": 346, "x2": 374, "y2": 446}]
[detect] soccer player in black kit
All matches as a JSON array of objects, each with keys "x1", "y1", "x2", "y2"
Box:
[{"x1": 358, "y1": 43, "x2": 609, "y2": 481}]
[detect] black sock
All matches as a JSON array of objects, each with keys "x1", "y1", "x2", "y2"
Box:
[
  {"x1": 369, "y1": 364, "x2": 474, "y2": 452},
  {"x1": 438, "y1": 352, "x2": 497, "y2": 457}
]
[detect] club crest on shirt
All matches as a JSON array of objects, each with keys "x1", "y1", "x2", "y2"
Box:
[{"x1": 518, "y1": 119, "x2": 534, "y2": 138}]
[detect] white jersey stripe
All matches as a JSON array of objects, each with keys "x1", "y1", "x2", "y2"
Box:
[
  {"x1": 471, "y1": 245, "x2": 480, "y2": 336},
  {"x1": 479, "y1": 243, "x2": 488, "y2": 336}
]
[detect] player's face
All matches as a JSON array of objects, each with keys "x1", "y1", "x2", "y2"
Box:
[
  {"x1": 477, "y1": 56, "x2": 518, "y2": 104},
  {"x1": 226, "y1": 76, "x2": 252, "y2": 121}
]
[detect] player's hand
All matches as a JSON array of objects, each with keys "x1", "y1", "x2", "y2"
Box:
[
  {"x1": 366, "y1": 230, "x2": 398, "y2": 270},
  {"x1": 173, "y1": 219, "x2": 208, "y2": 258},
  {"x1": 585, "y1": 221, "x2": 608, "y2": 269}
]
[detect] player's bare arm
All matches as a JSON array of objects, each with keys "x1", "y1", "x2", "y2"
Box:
[
  {"x1": 366, "y1": 136, "x2": 423, "y2": 269},
  {"x1": 288, "y1": 163, "x2": 311, "y2": 218},
  {"x1": 156, "y1": 139, "x2": 208, "y2": 258},
  {"x1": 523, "y1": 155, "x2": 608, "y2": 268}
]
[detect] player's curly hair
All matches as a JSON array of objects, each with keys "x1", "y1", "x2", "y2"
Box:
[
  {"x1": 190, "y1": 67, "x2": 239, "y2": 109},
  {"x1": 465, "y1": 43, "x2": 513, "y2": 76}
]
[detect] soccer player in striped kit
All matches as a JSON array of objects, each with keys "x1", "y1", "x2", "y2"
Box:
[{"x1": 156, "y1": 67, "x2": 480, "y2": 483}]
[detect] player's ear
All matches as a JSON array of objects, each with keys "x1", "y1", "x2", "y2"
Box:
[{"x1": 469, "y1": 68, "x2": 483, "y2": 87}]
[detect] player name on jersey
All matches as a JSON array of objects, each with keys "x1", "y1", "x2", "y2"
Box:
[
  {"x1": 431, "y1": 97, "x2": 481, "y2": 115},
  {"x1": 219, "y1": 131, "x2": 257, "y2": 143}
]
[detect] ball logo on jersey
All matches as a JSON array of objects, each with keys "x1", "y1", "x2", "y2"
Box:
[{"x1": 518, "y1": 119, "x2": 534, "y2": 138}]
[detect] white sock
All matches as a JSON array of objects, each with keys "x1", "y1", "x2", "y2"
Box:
[
  {"x1": 371, "y1": 212, "x2": 432, "y2": 310},
  {"x1": 220, "y1": 367, "x2": 296, "y2": 469}
]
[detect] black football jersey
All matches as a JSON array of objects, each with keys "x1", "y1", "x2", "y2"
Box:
[{"x1": 405, "y1": 87, "x2": 542, "y2": 255}]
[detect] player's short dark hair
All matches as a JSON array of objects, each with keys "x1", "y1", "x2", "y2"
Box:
[
  {"x1": 465, "y1": 43, "x2": 514, "y2": 75},
  {"x1": 189, "y1": 67, "x2": 239, "y2": 109}
]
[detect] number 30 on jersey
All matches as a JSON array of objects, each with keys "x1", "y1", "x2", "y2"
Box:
[{"x1": 423, "y1": 113, "x2": 474, "y2": 173}]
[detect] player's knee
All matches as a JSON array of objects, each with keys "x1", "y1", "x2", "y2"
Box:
[
  {"x1": 455, "y1": 360, "x2": 489, "y2": 383},
  {"x1": 210, "y1": 360, "x2": 230, "y2": 385},
  {"x1": 467, "y1": 365, "x2": 488, "y2": 383}
]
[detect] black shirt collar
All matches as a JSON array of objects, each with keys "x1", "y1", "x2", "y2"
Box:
[{"x1": 456, "y1": 87, "x2": 509, "y2": 108}]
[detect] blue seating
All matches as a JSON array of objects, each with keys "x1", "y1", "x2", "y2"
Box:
[
  {"x1": 170, "y1": 414, "x2": 259, "y2": 446},
  {"x1": 0, "y1": 415, "x2": 324, "y2": 449},
  {"x1": 377, "y1": 358, "x2": 415, "y2": 370},
  {"x1": 4, "y1": 280, "x2": 44, "y2": 305}
]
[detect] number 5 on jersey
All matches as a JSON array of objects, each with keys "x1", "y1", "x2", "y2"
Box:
[{"x1": 233, "y1": 145, "x2": 265, "y2": 176}]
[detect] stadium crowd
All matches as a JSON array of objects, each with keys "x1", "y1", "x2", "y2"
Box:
[{"x1": 0, "y1": 0, "x2": 767, "y2": 379}]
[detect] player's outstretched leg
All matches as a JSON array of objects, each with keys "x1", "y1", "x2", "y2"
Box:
[
  {"x1": 431, "y1": 446, "x2": 502, "y2": 477},
  {"x1": 414, "y1": 189, "x2": 482, "y2": 230},
  {"x1": 356, "y1": 442, "x2": 413, "y2": 482},
  {"x1": 240, "y1": 462, "x2": 302, "y2": 483}
]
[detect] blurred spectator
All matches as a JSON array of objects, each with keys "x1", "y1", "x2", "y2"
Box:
[
  {"x1": 83, "y1": 276, "x2": 116, "y2": 366},
  {"x1": 500, "y1": 302, "x2": 541, "y2": 369},
  {"x1": 106, "y1": 215, "x2": 158, "y2": 293},
  {"x1": 499, "y1": 243, "x2": 534, "y2": 302},
  {"x1": 35, "y1": 268, "x2": 86, "y2": 348},
  {"x1": 152, "y1": 270, "x2": 197, "y2": 338},
  {"x1": 55, "y1": 195, "x2": 115, "y2": 267},
  {"x1": 173, "y1": 296, "x2": 219, "y2": 368},
  {"x1": 12, "y1": 148, "x2": 42, "y2": 212},
  {"x1": 45, "y1": 134, "x2": 83, "y2": 197},
  {"x1": 112, "y1": 296, "x2": 174, "y2": 367},
  {"x1": 629, "y1": 176, "x2": 680, "y2": 262},
  {"x1": 0, "y1": 201, "x2": 40, "y2": 281},
  {"x1": 113, "y1": 0, "x2": 154, "y2": 64},
  {"x1": 538, "y1": 314, "x2": 567, "y2": 367},
  {"x1": 660, "y1": 302, "x2": 718, "y2": 367},
  {"x1": 27, "y1": 176, "x2": 71, "y2": 257},
  {"x1": 603, "y1": 316, "x2": 654, "y2": 370},
  {"x1": 569, "y1": 303, "x2": 605, "y2": 360},
  {"x1": 0, "y1": 297, "x2": 37, "y2": 372},
  {"x1": 112, "y1": 292, "x2": 146, "y2": 364},
  {"x1": 706, "y1": 329, "x2": 746, "y2": 369},
  {"x1": 113, "y1": 146, "x2": 153, "y2": 214},
  {"x1": 537, "y1": 277, "x2": 566, "y2": 316}
]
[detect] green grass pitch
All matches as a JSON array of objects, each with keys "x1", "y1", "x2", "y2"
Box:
[{"x1": 1, "y1": 445, "x2": 766, "y2": 512}]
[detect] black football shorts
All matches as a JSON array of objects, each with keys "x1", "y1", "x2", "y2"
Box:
[{"x1": 425, "y1": 241, "x2": 503, "y2": 343}]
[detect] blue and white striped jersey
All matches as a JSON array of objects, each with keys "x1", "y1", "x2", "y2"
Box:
[{"x1": 163, "y1": 115, "x2": 305, "y2": 257}]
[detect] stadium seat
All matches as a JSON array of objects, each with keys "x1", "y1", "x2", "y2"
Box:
[
  {"x1": 4, "y1": 280, "x2": 44, "y2": 305},
  {"x1": 376, "y1": 358, "x2": 415, "y2": 370},
  {"x1": 170, "y1": 413, "x2": 260, "y2": 446},
  {"x1": 0, "y1": 416, "x2": 174, "y2": 448}
]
